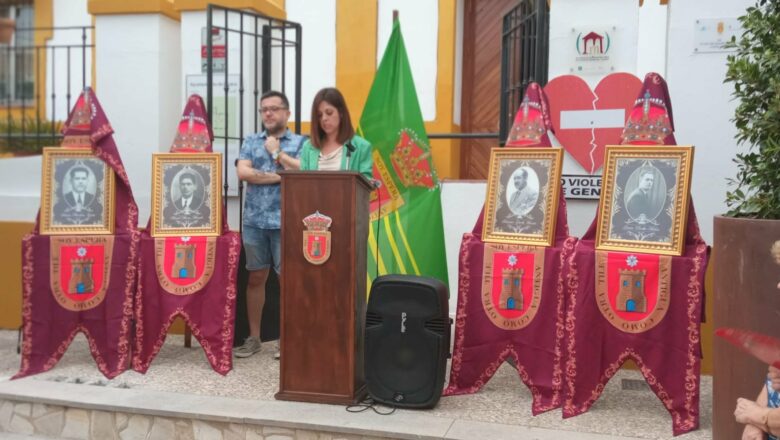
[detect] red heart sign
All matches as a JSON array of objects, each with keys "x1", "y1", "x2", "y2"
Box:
[{"x1": 544, "y1": 73, "x2": 642, "y2": 174}]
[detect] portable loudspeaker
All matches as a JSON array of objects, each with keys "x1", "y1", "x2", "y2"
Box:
[{"x1": 365, "y1": 274, "x2": 450, "y2": 408}]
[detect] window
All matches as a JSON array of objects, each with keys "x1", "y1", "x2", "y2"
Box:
[{"x1": 0, "y1": 2, "x2": 34, "y2": 104}]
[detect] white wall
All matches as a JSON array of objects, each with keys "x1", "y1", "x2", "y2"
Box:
[
  {"x1": 286, "y1": 0, "x2": 335, "y2": 121},
  {"x1": 46, "y1": 0, "x2": 92, "y2": 123},
  {"x1": 377, "y1": 0, "x2": 438, "y2": 121},
  {"x1": 95, "y1": 14, "x2": 181, "y2": 224},
  {"x1": 666, "y1": 0, "x2": 750, "y2": 242}
]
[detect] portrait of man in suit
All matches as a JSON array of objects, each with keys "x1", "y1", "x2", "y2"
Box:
[
  {"x1": 51, "y1": 161, "x2": 104, "y2": 226},
  {"x1": 507, "y1": 166, "x2": 539, "y2": 217},
  {"x1": 162, "y1": 166, "x2": 211, "y2": 228},
  {"x1": 624, "y1": 165, "x2": 665, "y2": 223}
]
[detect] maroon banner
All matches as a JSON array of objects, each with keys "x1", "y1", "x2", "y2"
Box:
[
  {"x1": 15, "y1": 88, "x2": 139, "y2": 380},
  {"x1": 133, "y1": 232, "x2": 240, "y2": 375},
  {"x1": 14, "y1": 233, "x2": 137, "y2": 379},
  {"x1": 132, "y1": 94, "x2": 238, "y2": 375},
  {"x1": 562, "y1": 72, "x2": 709, "y2": 436},
  {"x1": 444, "y1": 232, "x2": 576, "y2": 413},
  {"x1": 444, "y1": 83, "x2": 576, "y2": 413}
]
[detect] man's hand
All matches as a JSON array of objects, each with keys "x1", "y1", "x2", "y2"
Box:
[
  {"x1": 265, "y1": 136, "x2": 280, "y2": 155},
  {"x1": 736, "y1": 397, "x2": 771, "y2": 426},
  {"x1": 768, "y1": 366, "x2": 780, "y2": 392},
  {"x1": 742, "y1": 423, "x2": 767, "y2": 440}
]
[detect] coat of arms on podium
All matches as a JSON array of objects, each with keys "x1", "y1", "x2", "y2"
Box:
[{"x1": 303, "y1": 211, "x2": 332, "y2": 265}]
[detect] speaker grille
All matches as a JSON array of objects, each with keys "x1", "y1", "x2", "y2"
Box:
[
  {"x1": 366, "y1": 311, "x2": 383, "y2": 327},
  {"x1": 424, "y1": 317, "x2": 449, "y2": 335}
]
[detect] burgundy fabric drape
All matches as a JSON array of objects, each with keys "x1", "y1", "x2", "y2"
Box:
[
  {"x1": 15, "y1": 88, "x2": 139, "y2": 379},
  {"x1": 132, "y1": 95, "x2": 240, "y2": 375},
  {"x1": 562, "y1": 73, "x2": 709, "y2": 436},
  {"x1": 444, "y1": 84, "x2": 577, "y2": 414}
]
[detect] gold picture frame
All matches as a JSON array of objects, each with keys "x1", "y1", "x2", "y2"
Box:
[
  {"x1": 482, "y1": 147, "x2": 563, "y2": 246},
  {"x1": 596, "y1": 145, "x2": 694, "y2": 256},
  {"x1": 151, "y1": 153, "x2": 222, "y2": 237},
  {"x1": 40, "y1": 147, "x2": 116, "y2": 235}
]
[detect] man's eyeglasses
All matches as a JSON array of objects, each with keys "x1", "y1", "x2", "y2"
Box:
[{"x1": 260, "y1": 106, "x2": 287, "y2": 113}]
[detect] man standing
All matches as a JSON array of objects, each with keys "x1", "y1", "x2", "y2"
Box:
[
  {"x1": 509, "y1": 168, "x2": 537, "y2": 216},
  {"x1": 234, "y1": 91, "x2": 303, "y2": 359},
  {"x1": 626, "y1": 169, "x2": 655, "y2": 220}
]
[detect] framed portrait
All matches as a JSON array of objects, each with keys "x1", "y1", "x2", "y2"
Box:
[
  {"x1": 151, "y1": 153, "x2": 222, "y2": 237},
  {"x1": 40, "y1": 147, "x2": 115, "y2": 235},
  {"x1": 482, "y1": 147, "x2": 563, "y2": 246},
  {"x1": 596, "y1": 145, "x2": 694, "y2": 256}
]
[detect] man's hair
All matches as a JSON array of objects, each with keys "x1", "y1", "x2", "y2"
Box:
[
  {"x1": 638, "y1": 167, "x2": 655, "y2": 179},
  {"x1": 70, "y1": 166, "x2": 89, "y2": 179},
  {"x1": 309, "y1": 87, "x2": 354, "y2": 148},
  {"x1": 515, "y1": 168, "x2": 528, "y2": 179},
  {"x1": 179, "y1": 172, "x2": 197, "y2": 185},
  {"x1": 260, "y1": 90, "x2": 290, "y2": 109}
]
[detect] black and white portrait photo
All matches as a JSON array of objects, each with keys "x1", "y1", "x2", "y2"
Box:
[
  {"x1": 162, "y1": 165, "x2": 211, "y2": 228},
  {"x1": 506, "y1": 166, "x2": 540, "y2": 217},
  {"x1": 40, "y1": 148, "x2": 115, "y2": 235},
  {"x1": 609, "y1": 159, "x2": 675, "y2": 243},
  {"x1": 483, "y1": 148, "x2": 563, "y2": 246},
  {"x1": 596, "y1": 146, "x2": 694, "y2": 256},
  {"x1": 151, "y1": 153, "x2": 222, "y2": 237}
]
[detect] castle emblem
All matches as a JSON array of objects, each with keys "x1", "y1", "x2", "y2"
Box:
[
  {"x1": 390, "y1": 130, "x2": 434, "y2": 189},
  {"x1": 302, "y1": 211, "x2": 332, "y2": 265}
]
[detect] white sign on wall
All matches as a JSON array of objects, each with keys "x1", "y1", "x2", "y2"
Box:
[
  {"x1": 693, "y1": 18, "x2": 741, "y2": 53},
  {"x1": 569, "y1": 26, "x2": 618, "y2": 74}
]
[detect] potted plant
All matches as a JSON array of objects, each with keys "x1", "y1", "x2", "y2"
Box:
[{"x1": 713, "y1": 1, "x2": 780, "y2": 439}]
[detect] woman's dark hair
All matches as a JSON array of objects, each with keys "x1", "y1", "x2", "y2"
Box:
[{"x1": 309, "y1": 87, "x2": 354, "y2": 148}]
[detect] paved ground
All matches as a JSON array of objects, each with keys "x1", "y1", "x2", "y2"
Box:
[{"x1": 0, "y1": 329, "x2": 713, "y2": 439}]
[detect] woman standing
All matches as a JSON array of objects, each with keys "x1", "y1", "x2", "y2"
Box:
[{"x1": 297, "y1": 87, "x2": 373, "y2": 180}]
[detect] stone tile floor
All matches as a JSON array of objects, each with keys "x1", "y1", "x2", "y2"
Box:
[{"x1": 0, "y1": 329, "x2": 712, "y2": 439}]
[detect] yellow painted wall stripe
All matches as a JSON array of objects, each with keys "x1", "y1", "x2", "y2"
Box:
[
  {"x1": 393, "y1": 210, "x2": 420, "y2": 275},
  {"x1": 88, "y1": 0, "x2": 181, "y2": 21},
  {"x1": 335, "y1": 0, "x2": 377, "y2": 120},
  {"x1": 382, "y1": 215, "x2": 407, "y2": 274},
  {"x1": 173, "y1": 0, "x2": 285, "y2": 19}
]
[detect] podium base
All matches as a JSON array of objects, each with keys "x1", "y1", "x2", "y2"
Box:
[{"x1": 275, "y1": 384, "x2": 367, "y2": 405}]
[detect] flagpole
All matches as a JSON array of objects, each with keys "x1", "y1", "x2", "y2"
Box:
[{"x1": 393, "y1": 10, "x2": 398, "y2": 22}]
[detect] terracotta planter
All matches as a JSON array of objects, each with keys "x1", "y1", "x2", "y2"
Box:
[
  {"x1": 0, "y1": 18, "x2": 14, "y2": 45},
  {"x1": 712, "y1": 215, "x2": 780, "y2": 440}
]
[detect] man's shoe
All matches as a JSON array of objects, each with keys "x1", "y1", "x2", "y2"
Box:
[{"x1": 234, "y1": 336, "x2": 262, "y2": 358}]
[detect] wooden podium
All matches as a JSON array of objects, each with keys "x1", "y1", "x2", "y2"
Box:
[{"x1": 275, "y1": 170, "x2": 372, "y2": 404}]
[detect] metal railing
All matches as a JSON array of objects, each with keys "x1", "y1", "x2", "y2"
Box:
[
  {"x1": 205, "y1": 4, "x2": 302, "y2": 212},
  {"x1": 0, "y1": 25, "x2": 92, "y2": 154},
  {"x1": 499, "y1": 0, "x2": 549, "y2": 144}
]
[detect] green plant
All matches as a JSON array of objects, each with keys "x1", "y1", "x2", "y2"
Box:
[
  {"x1": 0, "y1": 117, "x2": 63, "y2": 155},
  {"x1": 724, "y1": 0, "x2": 780, "y2": 218}
]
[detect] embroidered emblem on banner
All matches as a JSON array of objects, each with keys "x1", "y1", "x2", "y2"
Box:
[
  {"x1": 370, "y1": 152, "x2": 405, "y2": 221},
  {"x1": 390, "y1": 129, "x2": 434, "y2": 189},
  {"x1": 50, "y1": 236, "x2": 114, "y2": 311},
  {"x1": 481, "y1": 243, "x2": 545, "y2": 330},
  {"x1": 154, "y1": 236, "x2": 217, "y2": 295},
  {"x1": 595, "y1": 250, "x2": 672, "y2": 333},
  {"x1": 303, "y1": 211, "x2": 332, "y2": 265}
]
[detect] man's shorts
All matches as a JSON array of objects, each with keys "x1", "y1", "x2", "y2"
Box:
[{"x1": 242, "y1": 225, "x2": 281, "y2": 273}]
